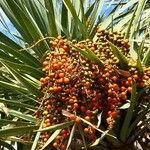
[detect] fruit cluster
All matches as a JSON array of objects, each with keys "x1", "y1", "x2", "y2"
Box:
[{"x1": 36, "y1": 30, "x2": 149, "y2": 149}]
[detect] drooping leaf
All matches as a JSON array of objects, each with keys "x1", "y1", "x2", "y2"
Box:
[
  {"x1": 0, "y1": 125, "x2": 39, "y2": 137},
  {"x1": 143, "y1": 48, "x2": 150, "y2": 67},
  {"x1": 127, "y1": 103, "x2": 150, "y2": 137},
  {"x1": 45, "y1": 0, "x2": 58, "y2": 37},
  {"x1": 0, "y1": 59, "x2": 43, "y2": 79},
  {"x1": 91, "y1": 130, "x2": 109, "y2": 147},
  {"x1": 120, "y1": 82, "x2": 137, "y2": 142},
  {"x1": 88, "y1": 0, "x2": 105, "y2": 36},
  {"x1": 1, "y1": 61, "x2": 43, "y2": 97},
  {"x1": 8, "y1": 109, "x2": 37, "y2": 123},
  {"x1": 40, "y1": 129, "x2": 62, "y2": 150},
  {"x1": 73, "y1": 46, "x2": 104, "y2": 66},
  {"x1": 31, "y1": 119, "x2": 44, "y2": 150},
  {"x1": 0, "y1": 119, "x2": 33, "y2": 126},
  {"x1": 119, "y1": 102, "x2": 130, "y2": 109},
  {"x1": 0, "y1": 140, "x2": 16, "y2": 150},
  {"x1": 97, "y1": 112, "x2": 103, "y2": 128},
  {"x1": 63, "y1": 0, "x2": 87, "y2": 39},
  {"x1": 136, "y1": 57, "x2": 144, "y2": 74},
  {"x1": 0, "y1": 43, "x2": 41, "y2": 68},
  {"x1": 125, "y1": 7, "x2": 137, "y2": 39},
  {"x1": 35, "y1": 121, "x2": 73, "y2": 132},
  {"x1": 66, "y1": 124, "x2": 76, "y2": 150},
  {"x1": 130, "y1": 0, "x2": 148, "y2": 38},
  {"x1": 0, "y1": 98, "x2": 36, "y2": 110},
  {"x1": 78, "y1": 124, "x2": 88, "y2": 150},
  {"x1": 0, "y1": 80, "x2": 28, "y2": 94},
  {"x1": 109, "y1": 42, "x2": 128, "y2": 68}
]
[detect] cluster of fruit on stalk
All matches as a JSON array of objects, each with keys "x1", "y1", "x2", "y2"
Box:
[{"x1": 37, "y1": 28, "x2": 150, "y2": 149}]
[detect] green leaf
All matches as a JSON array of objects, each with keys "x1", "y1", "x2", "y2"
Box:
[
  {"x1": 0, "y1": 59, "x2": 43, "y2": 79},
  {"x1": 73, "y1": 46, "x2": 104, "y2": 66},
  {"x1": 66, "y1": 124, "x2": 76, "y2": 150},
  {"x1": 130, "y1": 0, "x2": 148, "y2": 38},
  {"x1": 0, "y1": 43, "x2": 41, "y2": 68},
  {"x1": 45, "y1": 0, "x2": 58, "y2": 37},
  {"x1": 63, "y1": 0, "x2": 87, "y2": 39},
  {"x1": 1, "y1": 61, "x2": 43, "y2": 97},
  {"x1": 91, "y1": 130, "x2": 109, "y2": 147},
  {"x1": 0, "y1": 32, "x2": 22, "y2": 50},
  {"x1": 125, "y1": 8, "x2": 137, "y2": 39},
  {"x1": 8, "y1": 109, "x2": 37, "y2": 123},
  {"x1": 0, "y1": 119, "x2": 33, "y2": 126},
  {"x1": 41, "y1": 129, "x2": 62, "y2": 150},
  {"x1": 119, "y1": 102, "x2": 130, "y2": 109},
  {"x1": 109, "y1": 42, "x2": 129, "y2": 68},
  {"x1": 0, "y1": 140, "x2": 15, "y2": 150},
  {"x1": 88, "y1": 0, "x2": 105, "y2": 36},
  {"x1": 138, "y1": 39, "x2": 145, "y2": 60},
  {"x1": 35, "y1": 121, "x2": 73, "y2": 132},
  {"x1": 0, "y1": 125, "x2": 39, "y2": 137},
  {"x1": 120, "y1": 82, "x2": 137, "y2": 142},
  {"x1": 78, "y1": 124, "x2": 87, "y2": 150},
  {"x1": 143, "y1": 48, "x2": 150, "y2": 67},
  {"x1": 97, "y1": 112, "x2": 102, "y2": 128},
  {"x1": 0, "y1": 48, "x2": 20, "y2": 63},
  {"x1": 5, "y1": 0, "x2": 49, "y2": 56},
  {"x1": 136, "y1": 57, "x2": 144, "y2": 74},
  {"x1": 127, "y1": 103, "x2": 150, "y2": 137},
  {"x1": 100, "y1": 0, "x2": 139, "y2": 29},
  {"x1": 31, "y1": 119, "x2": 44, "y2": 150},
  {"x1": 0, "y1": 98, "x2": 36, "y2": 110},
  {"x1": 0, "y1": 80, "x2": 28, "y2": 94}
]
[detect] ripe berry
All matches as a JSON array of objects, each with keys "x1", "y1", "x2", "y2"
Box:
[
  {"x1": 69, "y1": 114, "x2": 76, "y2": 121},
  {"x1": 75, "y1": 117, "x2": 81, "y2": 124},
  {"x1": 58, "y1": 72, "x2": 65, "y2": 78}
]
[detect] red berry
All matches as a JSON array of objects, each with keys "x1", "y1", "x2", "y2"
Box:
[{"x1": 69, "y1": 114, "x2": 76, "y2": 120}]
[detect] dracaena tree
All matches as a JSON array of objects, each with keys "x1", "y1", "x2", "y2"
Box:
[{"x1": 0, "y1": 0, "x2": 149, "y2": 150}]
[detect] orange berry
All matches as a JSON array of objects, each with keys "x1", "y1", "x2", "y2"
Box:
[
  {"x1": 112, "y1": 84, "x2": 119, "y2": 91},
  {"x1": 43, "y1": 137, "x2": 48, "y2": 142},
  {"x1": 85, "y1": 116, "x2": 90, "y2": 121},
  {"x1": 53, "y1": 142, "x2": 58, "y2": 148},
  {"x1": 121, "y1": 86, "x2": 126, "y2": 92},
  {"x1": 75, "y1": 117, "x2": 81, "y2": 124},
  {"x1": 120, "y1": 92, "x2": 127, "y2": 100},
  {"x1": 43, "y1": 110, "x2": 48, "y2": 116},
  {"x1": 40, "y1": 77, "x2": 45, "y2": 83},
  {"x1": 86, "y1": 110, "x2": 92, "y2": 116},
  {"x1": 58, "y1": 72, "x2": 65, "y2": 78},
  {"x1": 57, "y1": 78, "x2": 63, "y2": 84},
  {"x1": 69, "y1": 114, "x2": 76, "y2": 120},
  {"x1": 63, "y1": 77, "x2": 70, "y2": 84},
  {"x1": 63, "y1": 45, "x2": 69, "y2": 51},
  {"x1": 133, "y1": 74, "x2": 138, "y2": 80},
  {"x1": 43, "y1": 61, "x2": 49, "y2": 66},
  {"x1": 127, "y1": 87, "x2": 132, "y2": 93},
  {"x1": 58, "y1": 61, "x2": 63, "y2": 66},
  {"x1": 128, "y1": 77, "x2": 132, "y2": 81},
  {"x1": 111, "y1": 111, "x2": 118, "y2": 119},
  {"x1": 42, "y1": 123, "x2": 47, "y2": 128},
  {"x1": 74, "y1": 103, "x2": 79, "y2": 109},
  {"x1": 84, "y1": 128, "x2": 89, "y2": 133},
  {"x1": 45, "y1": 76, "x2": 50, "y2": 81}
]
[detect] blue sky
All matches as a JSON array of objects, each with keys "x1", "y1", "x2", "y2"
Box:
[
  {"x1": 0, "y1": 1, "x2": 116, "y2": 43},
  {"x1": 0, "y1": 8, "x2": 21, "y2": 43}
]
